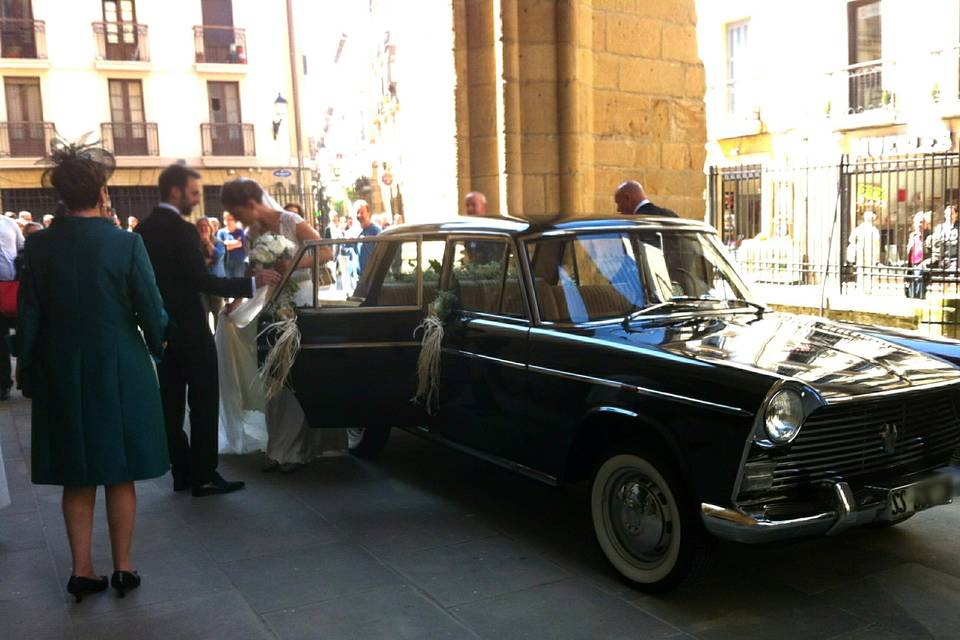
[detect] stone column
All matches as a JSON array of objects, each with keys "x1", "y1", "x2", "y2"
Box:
[{"x1": 454, "y1": 0, "x2": 706, "y2": 221}]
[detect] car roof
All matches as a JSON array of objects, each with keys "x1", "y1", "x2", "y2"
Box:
[{"x1": 379, "y1": 215, "x2": 713, "y2": 239}]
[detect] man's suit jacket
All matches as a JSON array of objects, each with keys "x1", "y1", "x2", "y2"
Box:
[
  {"x1": 634, "y1": 201, "x2": 678, "y2": 218},
  {"x1": 136, "y1": 206, "x2": 253, "y2": 345}
]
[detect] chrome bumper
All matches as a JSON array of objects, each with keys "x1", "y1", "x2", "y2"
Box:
[{"x1": 701, "y1": 468, "x2": 958, "y2": 544}]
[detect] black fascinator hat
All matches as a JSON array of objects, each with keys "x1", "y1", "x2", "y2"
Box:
[{"x1": 39, "y1": 133, "x2": 116, "y2": 213}]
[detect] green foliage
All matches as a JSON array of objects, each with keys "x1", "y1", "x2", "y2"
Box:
[
  {"x1": 431, "y1": 289, "x2": 457, "y2": 321},
  {"x1": 452, "y1": 260, "x2": 504, "y2": 282}
]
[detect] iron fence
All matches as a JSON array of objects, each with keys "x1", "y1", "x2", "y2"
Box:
[{"x1": 708, "y1": 152, "x2": 960, "y2": 300}]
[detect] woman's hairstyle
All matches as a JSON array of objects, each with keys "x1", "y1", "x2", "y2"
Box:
[
  {"x1": 221, "y1": 179, "x2": 263, "y2": 209},
  {"x1": 40, "y1": 137, "x2": 115, "y2": 212}
]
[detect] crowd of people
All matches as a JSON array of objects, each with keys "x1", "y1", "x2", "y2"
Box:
[{"x1": 845, "y1": 205, "x2": 960, "y2": 298}]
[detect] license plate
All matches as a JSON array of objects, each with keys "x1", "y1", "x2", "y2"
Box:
[{"x1": 874, "y1": 475, "x2": 953, "y2": 521}]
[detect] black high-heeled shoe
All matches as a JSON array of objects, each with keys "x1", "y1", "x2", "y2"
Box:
[
  {"x1": 110, "y1": 570, "x2": 141, "y2": 598},
  {"x1": 66, "y1": 575, "x2": 108, "y2": 603}
]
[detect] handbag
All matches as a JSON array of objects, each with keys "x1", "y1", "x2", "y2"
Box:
[{"x1": 0, "y1": 280, "x2": 18, "y2": 318}]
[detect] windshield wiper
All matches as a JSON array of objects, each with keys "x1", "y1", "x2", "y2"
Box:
[
  {"x1": 622, "y1": 297, "x2": 705, "y2": 325},
  {"x1": 622, "y1": 296, "x2": 765, "y2": 327},
  {"x1": 724, "y1": 298, "x2": 766, "y2": 317}
]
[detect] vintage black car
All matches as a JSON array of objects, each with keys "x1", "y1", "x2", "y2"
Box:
[{"x1": 266, "y1": 216, "x2": 960, "y2": 591}]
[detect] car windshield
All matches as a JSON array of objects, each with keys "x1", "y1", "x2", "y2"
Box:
[{"x1": 527, "y1": 230, "x2": 754, "y2": 323}]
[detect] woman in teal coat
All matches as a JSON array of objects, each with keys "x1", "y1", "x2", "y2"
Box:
[{"x1": 18, "y1": 144, "x2": 169, "y2": 602}]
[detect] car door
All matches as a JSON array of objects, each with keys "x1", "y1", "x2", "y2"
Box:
[
  {"x1": 434, "y1": 235, "x2": 532, "y2": 465},
  {"x1": 265, "y1": 234, "x2": 446, "y2": 428}
]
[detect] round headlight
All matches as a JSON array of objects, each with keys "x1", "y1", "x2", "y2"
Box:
[{"x1": 765, "y1": 389, "x2": 804, "y2": 444}]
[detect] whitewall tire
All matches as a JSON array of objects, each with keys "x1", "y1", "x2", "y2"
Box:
[{"x1": 590, "y1": 451, "x2": 712, "y2": 591}]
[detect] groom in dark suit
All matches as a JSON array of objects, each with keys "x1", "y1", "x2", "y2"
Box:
[{"x1": 137, "y1": 164, "x2": 281, "y2": 496}]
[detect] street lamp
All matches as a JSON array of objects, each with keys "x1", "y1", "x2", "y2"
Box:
[{"x1": 272, "y1": 93, "x2": 288, "y2": 140}]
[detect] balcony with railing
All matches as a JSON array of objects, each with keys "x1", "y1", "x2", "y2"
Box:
[
  {"x1": 201, "y1": 123, "x2": 255, "y2": 157},
  {"x1": 101, "y1": 122, "x2": 158, "y2": 157},
  {"x1": 0, "y1": 18, "x2": 46, "y2": 61},
  {"x1": 825, "y1": 59, "x2": 896, "y2": 129},
  {"x1": 0, "y1": 121, "x2": 55, "y2": 158},
  {"x1": 93, "y1": 22, "x2": 149, "y2": 66},
  {"x1": 194, "y1": 25, "x2": 247, "y2": 68}
]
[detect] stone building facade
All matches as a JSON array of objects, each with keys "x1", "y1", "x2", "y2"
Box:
[{"x1": 453, "y1": 0, "x2": 706, "y2": 222}]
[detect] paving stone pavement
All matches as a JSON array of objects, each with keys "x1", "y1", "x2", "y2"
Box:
[{"x1": 2, "y1": 391, "x2": 959, "y2": 639}]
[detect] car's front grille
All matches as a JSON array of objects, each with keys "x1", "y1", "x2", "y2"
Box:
[{"x1": 769, "y1": 387, "x2": 960, "y2": 492}]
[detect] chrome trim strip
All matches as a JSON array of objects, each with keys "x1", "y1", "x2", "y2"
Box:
[
  {"x1": 442, "y1": 348, "x2": 527, "y2": 370},
  {"x1": 825, "y1": 378, "x2": 960, "y2": 403},
  {"x1": 298, "y1": 305, "x2": 422, "y2": 315},
  {"x1": 586, "y1": 406, "x2": 639, "y2": 419},
  {"x1": 701, "y1": 502, "x2": 837, "y2": 544},
  {"x1": 300, "y1": 341, "x2": 421, "y2": 350},
  {"x1": 400, "y1": 426, "x2": 559, "y2": 486},
  {"x1": 527, "y1": 364, "x2": 752, "y2": 416}
]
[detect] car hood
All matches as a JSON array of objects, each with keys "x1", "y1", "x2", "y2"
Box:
[{"x1": 607, "y1": 312, "x2": 960, "y2": 401}]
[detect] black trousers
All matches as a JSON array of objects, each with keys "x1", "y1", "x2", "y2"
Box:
[
  {"x1": 0, "y1": 315, "x2": 11, "y2": 390},
  {"x1": 158, "y1": 336, "x2": 220, "y2": 485}
]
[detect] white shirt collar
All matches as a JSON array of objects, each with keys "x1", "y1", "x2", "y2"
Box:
[
  {"x1": 633, "y1": 199, "x2": 651, "y2": 214},
  {"x1": 157, "y1": 202, "x2": 181, "y2": 215}
]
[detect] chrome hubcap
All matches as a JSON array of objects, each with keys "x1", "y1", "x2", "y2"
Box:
[
  {"x1": 607, "y1": 471, "x2": 673, "y2": 566},
  {"x1": 346, "y1": 428, "x2": 366, "y2": 448}
]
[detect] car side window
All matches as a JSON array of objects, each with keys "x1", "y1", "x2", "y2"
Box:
[
  {"x1": 294, "y1": 238, "x2": 431, "y2": 309},
  {"x1": 527, "y1": 233, "x2": 645, "y2": 323},
  {"x1": 449, "y1": 238, "x2": 525, "y2": 318}
]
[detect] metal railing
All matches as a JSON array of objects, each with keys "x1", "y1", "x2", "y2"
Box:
[
  {"x1": 201, "y1": 122, "x2": 255, "y2": 156},
  {"x1": 93, "y1": 22, "x2": 149, "y2": 62},
  {"x1": 843, "y1": 60, "x2": 887, "y2": 114},
  {"x1": 101, "y1": 122, "x2": 158, "y2": 156},
  {"x1": 193, "y1": 25, "x2": 246, "y2": 64},
  {"x1": 708, "y1": 152, "x2": 960, "y2": 300},
  {"x1": 0, "y1": 18, "x2": 45, "y2": 59},
  {"x1": 0, "y1": 121, "x2": 55, "y2": 157}
]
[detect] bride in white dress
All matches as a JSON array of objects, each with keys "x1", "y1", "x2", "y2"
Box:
[{"x1": 216, "y1": 179, "x2": 346, "y2": 471}]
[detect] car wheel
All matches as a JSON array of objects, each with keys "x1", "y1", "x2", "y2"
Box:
[
  {"x1": 590, "y1": 451, "x2": 713, "y2": 592},
  {"x1": 346, "y1": 427, "x2": 391, "y2": 458}
]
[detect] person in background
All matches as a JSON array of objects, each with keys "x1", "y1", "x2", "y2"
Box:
[
  {"x1": 905, "y1": 211, "x2": 928, "y2": 299},
  {"x1": 126, "y1": 216, "x2": 138, "y2": 231},
  {"x1": 354, "y1": 200, "x2": 380, "y2": 275},
  {"x1": 17, "y1": 211, "x2": 32, "y2": 224},
  {"x1": 208, "y1": 216, "x2": 221, "y2": 235},
  {"x1": 110, "y1": 213, "x2": 122, "y2": 228},
  {"x1": 217, "y1": 212, "x2": 246, "y2": 279},
  {"x1": 196, "y1": 217, "x2": 226, "y2": 326},
  {"x1": 614, "y1": 180, "x2": 679, "y2": 217},
  {"x1": 0, "y1": 213, "x2": 23, "y2": 401},
  {"x1": 462, "y1": 191, "x2": 499, "y2": 264},
  {"x1": 18, "y1": 143, "x2": 168, "y2": 602},
  {"x1": 22, "y1": 221, "x2": 43, "y2": 237},
  {"x1": 42, "y1": 214, "x2": 54, "y2": 228},
  {"x1": 932, "y1": 206, "x2": 958, "y2": 272},
  {"x1": 846, "y1": 210, "x2": 881, "y2": 293},
  {"x1": 283, "y1": 203, "x2": 303, "y2": 216},
  {"x1": 393, "y1": 213, "x2": 405, "y2": 226}
]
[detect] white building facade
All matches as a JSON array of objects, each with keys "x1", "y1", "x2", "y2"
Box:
[{"x1": 0, "y1": 0, "x2": 310, "y2": 221}]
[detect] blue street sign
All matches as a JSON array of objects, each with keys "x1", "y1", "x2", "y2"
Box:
[{"x1": 273, "y1": 168, "x2": 293, "y2": 178}]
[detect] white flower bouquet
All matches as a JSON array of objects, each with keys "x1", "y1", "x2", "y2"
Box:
[{"x1": 250, "y1": 232, "x2": 301, "y2": 400}]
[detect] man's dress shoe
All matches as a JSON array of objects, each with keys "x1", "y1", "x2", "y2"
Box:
[{"x1": 191, "y1": 471, "x2": 245, "y2": 497}]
